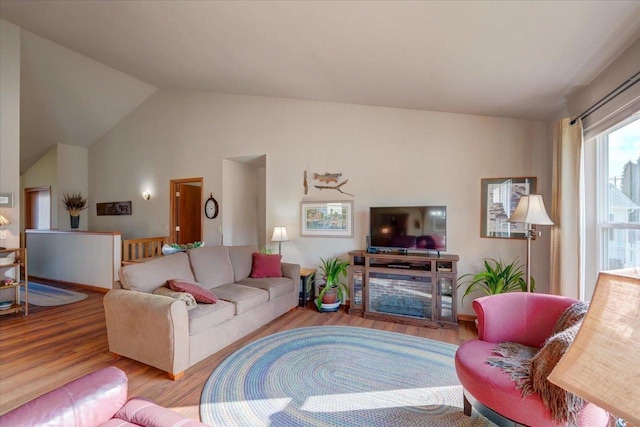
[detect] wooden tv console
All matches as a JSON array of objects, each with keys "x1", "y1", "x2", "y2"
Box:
[{"x1": 347, "y1": 250, "x2": 459, "y2": 329}]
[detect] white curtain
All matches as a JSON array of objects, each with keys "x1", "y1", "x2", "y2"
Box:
[{"x1": 550, "y1": 118, "x2": 584, "y2": 298}]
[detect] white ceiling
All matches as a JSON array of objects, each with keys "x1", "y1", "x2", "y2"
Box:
[{"x1": 2, "y1": 1, "x2": 640, "y2": 172}]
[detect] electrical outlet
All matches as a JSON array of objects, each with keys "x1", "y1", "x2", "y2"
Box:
[{"x1": 0, "y1": 230, "x2": 7, "y2": 240}]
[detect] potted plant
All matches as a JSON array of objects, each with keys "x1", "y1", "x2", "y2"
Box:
[
  {"x1": 457, "y1": 257, "x2": 533, "y2": 305},
  {"x1": 315, "y1": 257, "x2": 350, "y2": 311},
  {"x1": 62, "y1": 191, "x2": 88, "y2": 229}
]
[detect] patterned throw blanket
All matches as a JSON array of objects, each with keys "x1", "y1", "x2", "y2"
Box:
[{"x1": 486, "y1": 302, "x2": 589, "y2": 426}]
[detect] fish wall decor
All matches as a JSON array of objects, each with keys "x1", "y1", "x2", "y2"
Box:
[
  {"x1": 314, "y1": 179, "x2": 354, "y2": 197},
  {"x1": 313, "y1": 172, "x2": 342, "y2": 183}
]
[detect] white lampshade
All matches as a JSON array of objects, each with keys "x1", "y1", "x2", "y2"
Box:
[
  {"x1": 509, "y1": 194, "x2": 554, "y2": 225},
  {"x1": 0, "y1": 214, "x2": 11, "y2": 226},
  {"x1": 271, "y1": 226, "x2": 289, "y2": 242},
  {"x1": 548, "y1": 268, "x2": 640, "y2": 425}
]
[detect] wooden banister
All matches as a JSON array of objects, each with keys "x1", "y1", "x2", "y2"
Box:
[{"x1": 122, "y1": 236, "x2": 169, "y2": 264}]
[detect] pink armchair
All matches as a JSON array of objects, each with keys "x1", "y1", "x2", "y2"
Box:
[
  {"x1": 0, "y1": 366, "x2": 207, "y2": 427},
  {"x1": 455, "y1": 292, "x2": 608, "y2": 426}
]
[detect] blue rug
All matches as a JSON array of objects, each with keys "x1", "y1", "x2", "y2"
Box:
[
  {"x1": 21, "y1": 282, "x2": 87, "y2": 306},
  {"x1": 200, "y1": 326, "x2": 493, "y2": 426}
]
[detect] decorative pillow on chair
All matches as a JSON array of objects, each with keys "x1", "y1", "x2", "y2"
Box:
[
  {"x1": 250, "y1": 253, "x2": 283, "y2": 278},
  {"x1": 167, "y1": 279, "x2": 218, "y2": 303}
]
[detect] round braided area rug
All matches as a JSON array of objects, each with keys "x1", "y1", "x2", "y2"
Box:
[{"x1": 200, "y1": 326, "x2": 492, "y2": 426}]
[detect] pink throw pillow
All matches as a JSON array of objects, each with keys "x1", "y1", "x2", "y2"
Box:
[
  {"x1": 167, "y1": 279, "x2": 218, "y2": 304},
  {"x1": 250, "y1": 253, "x2": 283, "y2": 278}
]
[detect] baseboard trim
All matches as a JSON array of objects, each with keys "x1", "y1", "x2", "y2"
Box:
[
  {"x1": 457, "y1": 313, "x2": 477, "y2": 322},
  {"x1": 29, "y1": 275, "x2": 110, "y2": 294}
]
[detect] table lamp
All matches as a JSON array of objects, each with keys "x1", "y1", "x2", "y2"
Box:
[
  {"x1": 271, "y1": 226, "x2": 289, "y2": 255},
  {"x1": 0, "y1": 214, "x2": 11, "y2": 243}
]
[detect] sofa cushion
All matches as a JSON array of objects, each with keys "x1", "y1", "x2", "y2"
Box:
[
  {"x1": 213, "y1": 283, "x2": 269, "y2": 315},
  {"x1": 250, "y1": 253, "x2": 283, "y2": 278},
  {"x1": 228, "y1": 245, "x2": 257, "y2": 281},
  {"x1": 188, "y1": 300, "x2": 236, "y2": 336},
  {"x1": 119, "y1": 252, "x2": 194, "y2": 293},
  {"x1": 188, "y1": 246, "x2": 234, "y2": 288},
  {"x1": 100, "y1": 418, "x2": 138, "y2": 426},
  {"x1": 116, "y1": 396, "x2": 209, "y2": 427},
  {"x1": 167, "y1": 279, "x2": 218, "y2": 303},
  {"x1": 236, "y1": 277, "x2": 294, "y2": 300}
]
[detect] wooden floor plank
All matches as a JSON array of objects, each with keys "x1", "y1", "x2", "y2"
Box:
[{"x1": 0, "y1": 284, "x2": 477, "y2": 420}]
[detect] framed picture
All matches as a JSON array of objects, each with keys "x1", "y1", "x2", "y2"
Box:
[
  {"x1": 0, "y1": 193, "x2": 14, "y2": 208},
  {"x1": 481, "y1": 177, "x2": 536, "y2": 239},
  {"x1": 96, "y1": 201, "x2": 132, "y2": 216},
  {"x1": 301, "y1": 200, "x2": 354, "y2": 238}
]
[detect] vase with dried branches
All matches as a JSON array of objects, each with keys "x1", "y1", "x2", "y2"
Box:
[{"x1": 62, "y1": 192, "x2": 88, "y2": 229}]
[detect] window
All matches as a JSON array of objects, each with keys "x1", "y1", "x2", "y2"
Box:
[{"x1": 597, "y1": 116, "x2": 640, "y2": 270}]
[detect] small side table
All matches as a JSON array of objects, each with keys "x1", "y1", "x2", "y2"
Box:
[{"x1": 299, "y1": 268, "x2": 316, "y2": 307}]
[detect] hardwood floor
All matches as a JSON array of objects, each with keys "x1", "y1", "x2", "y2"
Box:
[{"x1": 0, "y1": 283, "x2": 477, "y2": 421}]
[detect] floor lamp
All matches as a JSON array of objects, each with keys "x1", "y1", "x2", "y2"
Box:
[
  {"x1": 271, "y1": 226, "x2": 289, "y2": 255},
  {"x1": 508, "y1": 195, "x2": 554, "y2": 292}
]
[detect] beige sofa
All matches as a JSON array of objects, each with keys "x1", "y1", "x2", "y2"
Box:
[{"x1": 104, "y1": 245, "x2": 300, "y2": 380}]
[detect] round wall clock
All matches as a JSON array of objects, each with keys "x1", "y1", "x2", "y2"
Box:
[{"x1": 204, "y1": 193, "x2": 219, "y2": 219}]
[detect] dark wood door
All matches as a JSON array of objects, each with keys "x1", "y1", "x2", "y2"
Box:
[
  {"x1": 177, "y1": 183, "x2": 202, "y2": 244},
  {"x1": 24, "y1": 186, "x2": 51, "y2": 230}
]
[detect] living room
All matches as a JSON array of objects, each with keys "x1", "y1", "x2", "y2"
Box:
[{"x1": 1, "y1": 1, "x2": 639, "y2": 425}]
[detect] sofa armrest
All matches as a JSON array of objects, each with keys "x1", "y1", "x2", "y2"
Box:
[
  {"x1": 104, "y1": 290, "x2": 189, "y2": 378},
  {"x1": 0, "y1": 367, "x2": 128, "y2": 426},
  {"x1": 474, "y1": 292, "x2": 578, "y2": 347},
  {"x1": 115, "y1": 397, "x2": 208, "y2": 427},
  {"x1": 281, "y1": 262, "x2": 301, "y2": 282}
]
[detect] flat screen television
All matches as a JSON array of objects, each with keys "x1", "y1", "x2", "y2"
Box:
[{"x1": 369, "y1": 206, "x2": 447, "y2": 253}]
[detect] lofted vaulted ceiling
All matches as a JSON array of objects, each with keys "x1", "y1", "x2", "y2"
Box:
[{"x1": 1, "y1": 0, "x2": 640, "y2": 173}]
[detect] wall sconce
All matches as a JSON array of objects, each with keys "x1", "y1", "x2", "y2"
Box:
[
  {"x1": 271, "y1": 226, "x2": 289, "y2": 255},
  {"x1": 142, "y1": 190, "x2": 151, "y2": 201}
]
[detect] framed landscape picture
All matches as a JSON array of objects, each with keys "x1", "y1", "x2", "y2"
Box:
[
  {"x1": 301, "y1": 200, "x2": 354, "y2": 238},
  {"x1": 481, "y1": 177, "x2": 536, "y2": 239}
]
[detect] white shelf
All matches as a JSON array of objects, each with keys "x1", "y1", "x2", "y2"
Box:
[{"x1": 0, "y1": 248, "x2": 28, "y2": 316}]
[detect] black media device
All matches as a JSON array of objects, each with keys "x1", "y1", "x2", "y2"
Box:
[{"x1": 369, "y1": 206, "x2": 447, "y2": 255}]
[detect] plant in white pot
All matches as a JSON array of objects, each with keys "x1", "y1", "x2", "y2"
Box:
[{"x1": 315, "y1": 257, "x2": 350, "y2": 311}]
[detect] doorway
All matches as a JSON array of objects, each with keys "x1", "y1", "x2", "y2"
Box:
[
  {"x1": 222, "y1": 155, "x2": 266, "y2": 247},
  {"x1": 169, "y1": 178, "x2": 203, "y2": 245},
  {"x1": 24, "y1": 186, "x2": 51, "y2": 230}
]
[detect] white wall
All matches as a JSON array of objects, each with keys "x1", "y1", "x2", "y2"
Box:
[
  {"x1": 57, "y1": 144, "x2": 89, "y2": 230},
  {"x1": 21, "y1": 145, "x2": 58, "y2": 230},
  {"x1": 565, "y1": 38, "x2": 640, "y2": 123},
  {"x1": 222, "y1": 159, "x2": 260, "y2": 246},
  {"x1": 0, "y1": 20, "x2": 21, "y2": 249},
  {"x1": 22, "y1": 143, "x2": 89, "y2": 230},
  {"x1": 26, "y1": 230, "x2": 121, "y2": 289},
  {"x1": 89, "y1": 89, "x2": 549, "y2": 315},
  {"x1": 258, "y1": 165, "x2": 267, "y2": 250}
]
